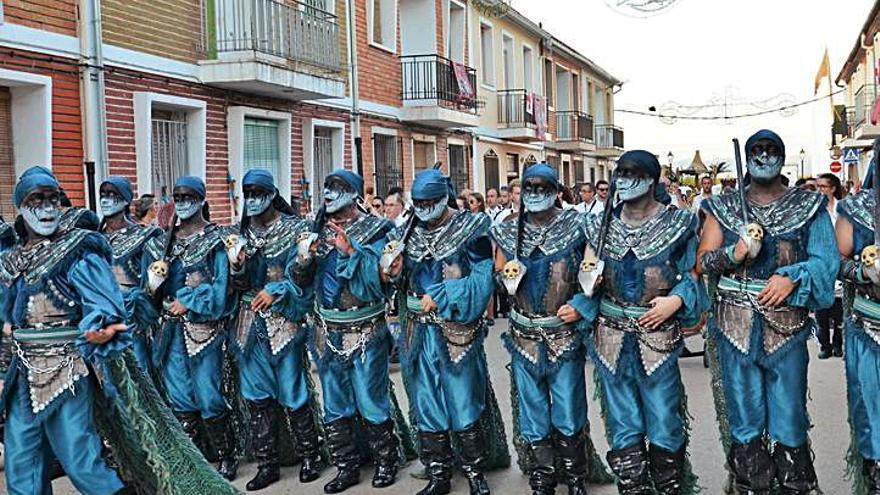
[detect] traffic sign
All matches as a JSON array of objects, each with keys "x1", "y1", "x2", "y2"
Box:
[
  {"x1": 830, "y1": 161, "x2": 842, "y2": 173},
  {"x1": 843, "y1": 148, "x2": 860, "y2": 164}
]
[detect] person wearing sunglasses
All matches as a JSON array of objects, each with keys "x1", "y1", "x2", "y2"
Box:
[
  {"x1": 468, "y1": 192, "x2": 486, "y2": 214},
  {"x1": 371, "y1": 195, "x2": 385, "y2": 217}
]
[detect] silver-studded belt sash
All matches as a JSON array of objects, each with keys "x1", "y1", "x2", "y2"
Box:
[
  {"x1": 405, "y1": 294, "x2": 481, "y2": 365},
  {"x1": 310, "y1": 303, "x2": 385, "y2": 361},
  {"x1": 594, "y1": 299, "x2": 681, "y2": 377},
  {"x1": 13, "y1": 326, "x2": 89, "y2": 416}
]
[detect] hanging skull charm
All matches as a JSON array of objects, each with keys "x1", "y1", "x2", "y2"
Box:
[
  {"x1": 380, "y1": 240, "x2": 405, "y2": 275},
  {"x1": 738, "y1": 223, "x2": 764, "y2": 259},
  {"x1": 862, "y1": 245, "x2": 879, "y2": 267},
  {"x1": 147, "y1": 260, "x2": 169, "y2": 294},
  {"x1": 296, "y1": 232, "x2": 319, "y2": 262},
  {"x1": 578, "y1": 253, "x2": 604, "y2": 297},
  {"x1": 224, "y1": 234, "x2": 246, "y2": 265},
  {"x1": 501, "y1": 259, "x2": 527, "y2": 296}
]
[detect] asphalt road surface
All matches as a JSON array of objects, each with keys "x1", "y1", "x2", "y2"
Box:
[{"x1": 6, "y1": 321, "x2": 853, "y2": 494}]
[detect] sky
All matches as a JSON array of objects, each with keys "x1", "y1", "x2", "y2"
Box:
[{"x1": 511, "y1": 0, "x2": 872, "y2": 177}]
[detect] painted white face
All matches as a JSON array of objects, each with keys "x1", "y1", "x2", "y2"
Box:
[
  {"x1": 323, "y1": 180, "x2": 356, "y2": 213},
  {"x1": 21, "y1": 192, "x2": 61, "y2": 236},
  {"x1": 175, "y1": 199, "x2": 203, "y2": 220},
  {"x1": 413, "y1": 196, "x2": 448, "y2": 222},
  {"x1": 616, "y1": 177, "x2": 651, "y2": 201},
  {"x1": 747, "y1": 140, "x2": 784, "y2": 181},
  {"x1": 99, "y1": 193, "x2": 127, "y2": 217},
  {"x1": 245, "y1": 190, "x2": 275, "y2": 216},
  {"x1": 522, "y1": 179, "x2": 556, "y2": 212}
]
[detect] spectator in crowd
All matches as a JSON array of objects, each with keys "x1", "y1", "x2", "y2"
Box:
[
  {"x1": 468, "y1": 192, "x2": 486, "y2": 214},
  {"x1": 499, "y1": 186, "x2": 511, "y2": 208},
  {"x1": 558, "y1": 185, "x2": 576, "y2": 209},
  {"x1": 133, "y1": 194, "x2": 158, "y2": 225},
  {"x1": 574, "y1": 182, "x2": 600, "y2": 215},
  {"x1": 456, "y1": 196, "x2": 467, "y2": 210},
  {"x1": 797, "y1": 177, "x2": 817, "y2": 191},
  {"x1": 845, "y1": 180, "x2": 856, "y2": 196},
  {"x1": 489, "y1": 186, "x2": 511, "y2": 224},
  {"x1": 817, "y1": 172, "x2": 845, "y2": 359},
  {"x1": 691, "y1": 175, "x2": 714, "y2": 213},
  {"x1": 370, "y1": 195, "x2": 385, "y2": 217},
  {"x1": 508, "y1": 179, "x2": 522, "y2": 218},
  {"x1": 384, "y1": 191, "x2": 407, "y2": 227},
  {"x1": 486, "y1": 188, "x2": 499, "y2": 210},
  {"x1": 595, "y1": 180, "x2": 609, "y2": 210}
]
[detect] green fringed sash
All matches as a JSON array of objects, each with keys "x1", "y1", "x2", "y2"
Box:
[
  {"x1": 95, "y1": 350, "x2": 239, "y2": 494},
  {"x1": 507, "y1": 363, "x2": 613, "y2": 483}
]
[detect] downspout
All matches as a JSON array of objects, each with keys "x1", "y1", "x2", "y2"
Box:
[
  {"x1": 346, "y1": 0, "x2": 363, "y2": 177},
  {"x1": 78, "y1": 0, "x2": 109, "y2": 210}
]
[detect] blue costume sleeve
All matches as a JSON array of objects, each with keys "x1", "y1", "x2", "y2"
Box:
[
  {"x1": 70, "y1": 253, "x2": 132, "y2": 361},
  {"x1": 123, "y1": 287, "x2": 159, "y2": 332},
  {"x1": 568, "y1": 293, "x2": 600, "y2": 333},
  {"x1": 335, "y1": 237, "x2": 385, "y2": 304},
  {"x1": 774, "y1": 211, "x2": 839, "y2": 310},
  {"x1": 176, "y1": 247, "x2": 231, "y2": 320},
  {"x1": 265, "y1": 270, "x2": 309, "y2": 322},
  {"x1": 427, "y1": 235, "x2": 494, "y2": 324},
  {"x1": 668, "y1": 234, "x2": 709, "y2": 327}
]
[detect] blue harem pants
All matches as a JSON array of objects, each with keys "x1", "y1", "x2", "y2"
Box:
[
  {"x1": 318, "y1": 334, "x2": 392, "y2": 426},
  {"x1": 240, "y1": 337, "x2": 310, "y2": 410},
  {"x1": 511, "y1": 352, "x2": 588, "y2": 443}
]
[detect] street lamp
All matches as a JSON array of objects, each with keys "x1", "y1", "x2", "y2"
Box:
[
  {"x1": 799, "y1": 149, "x2": 806, "y2": 179},
  {"x1": 667, "y1": 151, "x2": 674, "y2": 177}
]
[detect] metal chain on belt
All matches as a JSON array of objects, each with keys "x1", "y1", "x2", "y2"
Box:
[
  {"x1": 719, "y1": 288, "x2": 807, "y2": 336},
  {"x1": 14, "y1": 341, "x2": 76, "y2": 390},
  {"x1": 599, "y1": 315, "x2": 681, "y2": 353}
]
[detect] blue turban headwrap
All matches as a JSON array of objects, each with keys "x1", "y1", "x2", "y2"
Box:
[
  {"x1": 101, "y1": 176, "x2": 133, "y2": 204},
  {"x1": 242, "y1": 169, "x2": 276, "y2": 193},
  {"x1": 412, "y1": 169, "x2": 454, "y2": 201},
  {"x1": 174, "y1": 176, "x2": 206, "y2": 199},
  {"x1": 522, "y1": 163, "x2": 560, "y2": 189},
  {"x1": 745, "y1": 129, "x2": 786, "y2": 161},
  {"x1": 616, "y1": 150, "x2": 670, "y2": 204},
  {"x1": 14, "y1": 166, "x2": 59, "y2": 207},
  {"x1": 326, "y1": 169, "x2": 364, "y2": 197}
]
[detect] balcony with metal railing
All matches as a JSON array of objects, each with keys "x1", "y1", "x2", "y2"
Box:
[
  {"x1": 495, "y1": 89, "x2": 540, "y2": 141},
  {"x1": 400, "y1": 54, "x2": 480, "y2": 128},
  {"x1": 851, "y1": 84, "x2": 880, "y2": 140},
  {"x1": 594, "y1": 124, "x2": 624, "y2": 157},
  {"x1": 553, "y1": 111, "x2": 595, "y2": 152},
  {"x1": 199, "y1": 0, "x2": 346, "y2": 100}
]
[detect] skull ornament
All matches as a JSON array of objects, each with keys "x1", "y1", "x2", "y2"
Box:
[
  {"x1": 380, "y1": 240, "x2": 405, "y2": 274},
  {"x1": 296, "y1": 232, "x2": 319, "y2": 261},
  {"x1": 745, "y1": 223, "x2": 764, "y2": 241},
  {"x1": 147, "y1": 260, "x2": 169, "y2": 294},
  {"x1": 862, "y1": 245, "x2": 879, "y2": 267},
  {"x1": 501, "y1": 259, "x2": 526, "y2": 296},
  {"x1": 578, "y1": 253, "x2": 604, "y2": 297},
  {"x1": 224, "y1": 234, "x2": 246, "y2": 265}
]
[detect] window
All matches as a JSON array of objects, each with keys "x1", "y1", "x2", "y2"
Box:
[
  {"x1": 574, "y1": 160, "x2": 585, "y2": 183},
  {"x1": 572, "y1": 74, "x2": 580, "y2": 112},
  {"x1": 480, "y1": 22, "x2": 495, "y2": 86},
  {"x1": 412, "y1": 140, "x2": 435, "y2": 175},
  {"x1": 448, "y1": 144, "x2": 469, "y2": 193},
  {"x1": 447, "y1": 1, "x2": 465, "y2": 63},
  {"x1": 303, "y1": 120, "x2": 345, "y2": 213},
  {"x1": 151, "y1": 109, "x2": 188, "y2": 201},
  {"x1": 0, "y1": 88, "x2": 13, "y2": 219},
  {"x1": 586, "y1": 81, "x2": 593, "y2": 116},
  {"x1": 243, "y1": 118, "x2": 280, "y2": 178},
  {"x1": 543, "y1": 59, "x2": 554, "y2": 106},
  {"x1": 369, "y1": 0, "x2": 396, "y2": 51},
  {"x1": 502, "y1": 33, "x2": 514, "y2": 89},
  {"x1": 522, "y1": 45, "x2": 534, "y2": 92},
  {"x1": 312, "y1": 127, "x2": 334, "y2": 211},
  {"x1": 506, "y1": 153, "x2": 519, "y2": 180},
  {"x1": 483, "y1": 150, "x2": 499, "y2": 192},
  {"x1": 374, "y1": 133, "x2": 401, "y2": 196},
  {"x1": 594, "y1": 86, "x2": 606, "y2": 124}
]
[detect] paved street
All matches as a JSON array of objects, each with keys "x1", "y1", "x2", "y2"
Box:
[{"x1": 21, "y1": 321, "x2": 852, "y2": 494}]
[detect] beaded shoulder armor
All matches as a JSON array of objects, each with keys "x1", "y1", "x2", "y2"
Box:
[
  {"x1": 144, "y1": 223, "x2": 225, "y2": 268},
  {"x1": 316, "y1": 214, "x2": 391, "y2": 258},
  {"x1": 706, "y1": 187, "x2": 824, "y2": 237},
  {"x1": 491, "y1": 209, "x2": 585, "y2": 258},
  {"x1": 58, "y1": 207, "x2": 99, "y2": 233},
  {"x1": 838, "y1": 189, "x2": 874, "y2": 232},
  {"x1": 0, "y1": 221, "x2": 16, "y2": 249},
  {"x1": 406, "y1": 210, "x2": 489, "y2": 262},
  {"x1": 106, "y1": 224, "x2": 162, "y2": 261},
  {"x1": 0, "y1": 228, "x2": 105, "y2": 286},
  {"x1": 241, "y1": 215, "x2": 309, "y2": 260},
  {"x1": 587, "y1": 206, "x2": 695, "y2": 261}
]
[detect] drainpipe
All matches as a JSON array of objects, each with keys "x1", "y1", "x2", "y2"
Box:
[
  {"x1": 79, "y1": 0, "x2": 110, "y2": 210},
  {"x1": 345, "y1": 0, "x2": 363, "y2": 177}
]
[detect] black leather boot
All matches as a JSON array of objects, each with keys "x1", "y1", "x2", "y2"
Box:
[
  {"x1": 863, "y1": 459, "x2": 880, "y2": 494},
  {"x1": 367, "y1": 419, "x2": 400, "y2": 488},
  {"x1": 246, "y1": 400, "x2": 280, "y2": 491},
  {"x1": 727, "y1": 439, "x2": 774, "y2": 495},
  {"x1": 772, "y1": 443, "x2": 818, "y2": 494},
  {"x1": 287, "y1": 405, "x2": 325, "y2": 483},
  {"x1": 323, "y1": 417, "x2": 360, "y2": 494},
  {"x1": 416, "y1": 431, "x2": 454, "y2": 495},
  {"x1": 173, "y1": 411, "x2": 201, "y2": 441},
  {"x1": 527, "y1": 438, "x2": 557, "y2": 495},
  {"x1": 456, "y1": 423, "x2": 491, "y2": 495},
  {"x1": 204, "y1": 411, "x2": 239, "y2": 481},
  {"x1": 556, "y1": 432, "x2": 588, "y2": 495},
  {"x1": 649, "y1": 444, "x2": 686, "y2": 495},
  {"x1": 606, "y1": 443, "x2": 652, "y2": 495}
]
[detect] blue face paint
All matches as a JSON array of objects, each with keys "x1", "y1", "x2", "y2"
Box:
[
  {"x1": 616, "y1": 177, "x2": 651, "y2": 201},
  {"x1": 747, "y1": 152, "x2": 783, "y2": 181},
  {"x1": 100, "y1": 197, "x2": 127, "y2": 217},
  {"x1": 323, "y1": 185, "x2": 356, "y2": 213},
  {"x1": 414, "y1": 196, "x2": 448, "y2": 222},
  {"x1": 245, "y1": 191, "x2": 274, "y2": 216},
  {"x1": 22, "y1": 203, "x2": 60, "y2": 236},
  {"x1": 175, "y1": 199, "x2": 203, "y2": 220},
  {"x1": 522, "y1": 191, "x2": 556, "y2": 212}
]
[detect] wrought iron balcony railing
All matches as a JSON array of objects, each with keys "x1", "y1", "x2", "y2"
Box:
[
  {"x1": 497, "y1": 89, "x2": 536, "y2": 128},
  {"x1": 401, "y1": 54, "x2": 478, "y2": 113},
  {"x1": 595, "y1": 124, "x2": 624, "y2": 149},
  {"x1": 556, "y1": 111, "x2": 594, "y2": 142}
]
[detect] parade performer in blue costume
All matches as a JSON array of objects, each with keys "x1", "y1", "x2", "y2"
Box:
[
  {"x1": 836, "y1": 144, "x2": 880, "y2": 495},
  {"x1": 385, "y1": 168, "x2": 506, "y2": 495},
  {"x1": 99, "y1": 176, "x2": 161, "y2": 371},
  {"x1": 585, "y1": 152, "x2": 707, "y2": 494},
  {"x1": 294, "y1": 169, "x2": 402, "y2": 494},
  {"x1": 142, "y1": 176, "x2": 239, "y2": 480},
  {"x1": 227, "y1": 169, "x2": 324, "y2": 491},
  {"x1": 697, "y1": 129, "x2": 837, "y2": 494},
  {"x1": 1, "y1": 167, "x2": 237, "y2": 495},
  {"x1": 490, "y1": 163, "x2": 604, "y2": 495}
]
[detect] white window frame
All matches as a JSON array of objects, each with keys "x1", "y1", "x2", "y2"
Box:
[
  {"x1": 445, "y1": 0, "x2": 466, "y2": 64},
  {"x1": 368, "y1": 0, "x2": 398, "y2": 54},
  {"x1": 479, "y1": 19, "x2": 495, "y2": 89},
  {"x1": 227, "y1": 106, "x2": 292, "y2": 214},
  {"x1": 134, "y1": 92, "x2": 206, "y2": 197},
  {"x1": 522, "y1": 42, "x2": 534, "y2": 93},
  {"x1": 501, "y1": 30, "x2": 515, "y2": 90},
  {"x1": 0, "y1": 69, "x2": 52, "y2": 177},
  {"x1": 410, "y1": 135, "x2": 437, "y2": 178},
  {"x1": 303, "y1": 118, "x2": 346, "y2": 204}
]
